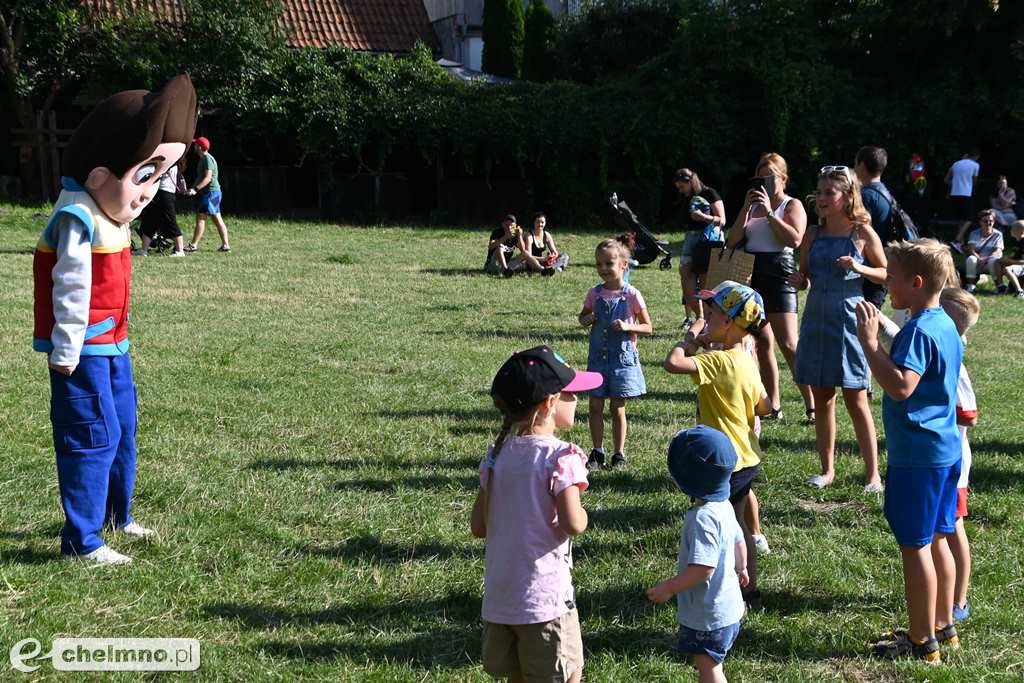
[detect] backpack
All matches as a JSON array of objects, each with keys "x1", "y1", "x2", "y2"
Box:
[{"x1": 865, "y1": 183, "x2": 920, "y2": 242}]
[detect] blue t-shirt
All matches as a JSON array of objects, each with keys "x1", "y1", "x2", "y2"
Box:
[
  {"x1": 861, "y1": 181, "x2": 894, "y2": 244},
  {"x1": 675, "y1": 500, "x2": 745, "y2": 631},
  {"x1": 883, "y1": 307, "x2": 963, "y2": 469}
]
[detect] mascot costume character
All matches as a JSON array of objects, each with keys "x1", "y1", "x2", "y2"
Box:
[{"x1": 33, "y1": 75, "x2": 197, "y2": 564}]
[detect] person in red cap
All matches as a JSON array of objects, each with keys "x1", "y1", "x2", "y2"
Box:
[{"x1": 185, "y1": 136, "x2": 231, "y2": 252}]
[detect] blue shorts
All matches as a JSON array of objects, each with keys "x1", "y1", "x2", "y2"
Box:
[
  {"x1": 884, "y1": 461, "x2": 961, "y2": 548},
  {"x1": 677, "y1": 621, "x2": 741, "y2": 664},
  {"x1": 198, "y1": 190, "x2": 222, "y2": 215}
]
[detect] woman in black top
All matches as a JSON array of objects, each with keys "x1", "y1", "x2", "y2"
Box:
[
  {"x1": 523, "y1": 212, "x2": 569, "y2": 275},
  {"x1": 674, "y1": 168, "x2": 726, "y2": 325}
]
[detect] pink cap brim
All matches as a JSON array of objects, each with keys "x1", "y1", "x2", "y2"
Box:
[
  {"x1": 564, "y1": 370, "x2": 603, "y2": 393},
  {"x1": 696, "y1": 289, "x2": 717, "y2": 300}
]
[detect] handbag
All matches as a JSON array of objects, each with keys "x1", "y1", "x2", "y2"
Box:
[{"x1": 704, "y1": 246, "x2": 755, "y2": 288}]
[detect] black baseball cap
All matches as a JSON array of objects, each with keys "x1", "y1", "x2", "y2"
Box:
[
  {"x1": 502, "y1": 214, "x2": 517, "y2": 223},
  {"x1": 491, "y1": 346, "x2": 602, "y2": 412}
]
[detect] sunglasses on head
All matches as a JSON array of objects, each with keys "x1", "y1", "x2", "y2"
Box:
[{"x1": 820, "y1": 165, "x2": 853, "y2": 180}]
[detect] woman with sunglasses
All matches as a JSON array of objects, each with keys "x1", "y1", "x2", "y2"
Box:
[
  {"x1": 791, "y1": 166, "x2": 887, "y2": 492},
  {"x1": 673, "y1": 168, "x2": 726, "y2": 326},
  {"x1": 727, "y1": 153, "x2": 814, "y2": 421}
]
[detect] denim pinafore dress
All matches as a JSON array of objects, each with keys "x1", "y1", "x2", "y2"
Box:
[
  {"x1": 794, "y1": 226, "x2": 870, "y2": 389},
  {"x1": 587, "y1": 284, "x2": 647, "y2": 398}
]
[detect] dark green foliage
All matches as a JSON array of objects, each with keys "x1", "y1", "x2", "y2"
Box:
[
  {"x1": 482, "y1": 0, "x2": 525, "y2": 78},
  {"x1": 523, "y1": 0, "x2": 557, "y2": 82}
]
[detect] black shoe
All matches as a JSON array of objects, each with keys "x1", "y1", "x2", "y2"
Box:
[
  {"x1": 542, "y1": 267, "x2": 555, "y2": 276},
  {"x1": 997, "y1": 284, "x2": 1008, "y2": 295},
  {"x1": 869, "y1": 630, "x2": 941, "y2": 663},
  {"x1": 762, "y1": 408, "x2": 783, "y2": 421},
  {"x1": 742, "y1": 589, "x2": 763, "y2": 611},
  {"x1": 610, "y1": 452, "x2": 626, "y2": 469},
  {"x1": 586, "y1": 449, "x2": 606, "y2": 470}
]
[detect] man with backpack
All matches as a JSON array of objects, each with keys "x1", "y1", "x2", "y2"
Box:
[{"x1": 856, "y1": 146, "x2": 896, "y2": 308}]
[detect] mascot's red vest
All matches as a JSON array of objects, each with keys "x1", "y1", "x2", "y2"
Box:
[{"x1": 33, "y1": 180, "x2": 132, "y2": 355}]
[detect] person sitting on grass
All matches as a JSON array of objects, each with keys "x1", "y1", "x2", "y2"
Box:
[
  {"x1": 938, "y1": 287, "x2": 980, "y2": 624},
  {"x1": 647, "y1": 426, "x2": 748, "y2": 683},
  {"x1": 993, "y1": 219, "x2": 1024, "y2": 298},
  {"x1": 471, "y1": 345, "x2": 603, "y2": 683},
  {"x1": 663, "y1": 281, "x2": 772, "y2": 610},
  {"x1": 523, "y1": 212, "x2": 569, "y2": 275},
  {"x1": 484, "y1": 214, "x2": 528, "y2": 276},
  {"x1": 184, "y1": 136, "x2": 231, "y2": 252},
  {"x1": 962, "y1": 209, "x2": 1003, "y2": 294},
  {"x1": 856, "y1": 239, "x2": 963, "y2": 664}
]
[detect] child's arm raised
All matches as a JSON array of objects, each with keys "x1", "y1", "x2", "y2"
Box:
[
  {"x1": 555, "y1": 484, "x2": 588, "y2": 536},
  {"x1": 664, "y1": 319, "x2": 704, "y2": 374},
  {"x1": 647, "y1": 564, "x2": 715, "y2": 604},
  {"x1": 856, "y1": 301, "x2": 921, "y2": 400}
]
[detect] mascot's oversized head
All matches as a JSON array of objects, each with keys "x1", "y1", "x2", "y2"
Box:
[{"x1": 63, "y1": 74, "x2": 198, "y2": 224}]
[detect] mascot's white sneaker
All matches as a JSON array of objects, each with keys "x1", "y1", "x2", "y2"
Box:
[
  {"x1": 65, "y1": 545, "x2": 133, "y2": 565},
  {"x1": 121, "y1": 522, "x2": 155, "y2": 538}
]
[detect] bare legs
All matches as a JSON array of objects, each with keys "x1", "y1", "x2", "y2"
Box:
[
  {"x1": 732, "y1": 493, "x2": 757, "y2": 593},
  {"x1": 694, "y1": 654, "x2": 728, "y2": 683},
  {"x1": 949, "y1": 517, "x2": 971, "y2": 610},
  {"x1": 900, "y1": 533, "x2": 955, "y2": 644},
  {"x1": 765, "y1": 312, "x2": 813, "y2": 414},
  {"x1": 806, "y1": 386, "x2": 880, "y2": 487},
  {"x1": 588, "y1": 397, "x2": 627, "y2": 454},
  {"x1": 679, "y1": 263, "x2": 703, "y2": 321},
  {"x1": 190, "y1": 212, "x2": 230, "y2": 250}
]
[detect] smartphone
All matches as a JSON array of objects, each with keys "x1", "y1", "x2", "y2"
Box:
[{"x1": 748, "y1": 175, "x2": 776, "y2": 196}]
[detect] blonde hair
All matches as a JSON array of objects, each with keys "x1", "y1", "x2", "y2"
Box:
[
  {"x1": 939, "y1": 288, "x2": 980, "y2": 337},
  {"x1": 596, "y1": 238, "x2": 631, "y2": 262},
  {"x1": 818, "y1": 169, "x2": 872, "y2": 228},
  {"x1": 755, "y1": 152, "x2": 788, "y2": 182},
  {"x1": 885, "y1": 238, "x2": 960, "y2": 294}
]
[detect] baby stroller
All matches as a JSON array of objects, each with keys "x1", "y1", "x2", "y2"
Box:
[{"x1": 608, "y1": 193, "x2": 673, "y2": 270}]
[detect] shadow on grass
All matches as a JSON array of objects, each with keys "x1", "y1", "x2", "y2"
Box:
[
  {"x1": 971, "y1": 439, "x2": 1024, "y2": 458},
  {"x1": 419, "y1": 267, "x2": 488, "y2": 277},
  {"x1": 333, "y1": 474, "x2": 477, "y2": 493},
  {"x1": 254, "y1": 632, "x2": 476, "y2": 669},
  {"x1": 455, "y1": 329, "x2": 588, "y2": 343},
  {"x1": 249, "y1": 454, "x2": 482, "y2": 472},
  {"x1": 579, "y1": 470, "x2": 675, "y2": 496},
  {"x1": 0, "y1": 247, "x2": 34, "y2": 255},
  {"x1": 0, "y1": 547, "x2": 59, "y2": 565},
  {"x1": 588, "y1": 505, "x2": 678, "y2": 532},
  {"x1": 298, "y1": 534, "x2": 480, "y2": 565}
]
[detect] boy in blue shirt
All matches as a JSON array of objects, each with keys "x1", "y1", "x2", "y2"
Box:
[
  {"x1": 647, "y1": 426, "x2": 748, "y2": 682},
  {"x1": 856, "y1": 239, "x2": 963, "y2": 664}
]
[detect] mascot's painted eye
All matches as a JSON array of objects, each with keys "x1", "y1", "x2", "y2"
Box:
[{"x1": 132, "y1": 163, "x2": 159, "y2": 185}]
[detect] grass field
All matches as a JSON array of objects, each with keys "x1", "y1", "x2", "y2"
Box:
[{"x1": 1, "y1": 203, "x2": 1023, "y2": 681}]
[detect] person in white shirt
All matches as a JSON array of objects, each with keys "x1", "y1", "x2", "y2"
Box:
[{"x1": 947, "y1": 149, "x2": 980, "y2": 242}]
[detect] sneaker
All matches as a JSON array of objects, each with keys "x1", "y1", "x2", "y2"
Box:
[
  {"x1": 130, "y1": 248, "x2": 148, "y2": 256},
  {"x1": 610, "y1": 452, "x2": 626, "y2": 469},
  {"x1": 64, "y1": 545, "x2": 132, "y2": 565},
  {"x1": 869, "y1": 631, "x2": 941, "y2": 663},
  {"x1": 953, "y1": 602, "x2": 970, "y2": 622},
  {"x1": 184, "y1": 243, "x2": 198, "y2": 252},
  {"x1": 170, "y1": 250, "x2": 186, "y2": 258},
  {"x1": 1017, "y1": 291, "x2": 1024, "y2": 300},
  {"x1": 682, "y1": 316, "x2": 694, "y2": 330},
  {"x1": 752, "y1": 534, "x2": 771, "y2": 554},
  {"x1": 863, "y1": 482, "x2": 884, "y2": 494},
  {"x1": 217, "y1": 245, "x2": 231, "y2": 252},
  {"x1": 120, "y1": 522, "x2": 155, "y2": 538},
  {"x1": 997, "y1": 284, "x2": 1008, "y2": 295},
  {"x1": 586, "y1": 449, "x2": 606, "y2": 470},
  {"x1": 742, "y1": 589, "x2": 763, "y2": 610},
  {"x1": 965, "y1": 284, "x2": 977, "y2": 294},
  {"x1": 881, "y1": 624, "x2": 959, "y2": 650},
  {"x1": 542, "y1": 267, "x2": 555, "y2": 277}
]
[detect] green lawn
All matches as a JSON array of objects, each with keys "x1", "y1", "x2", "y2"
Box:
[{"x1": 1, "y1": 203, "x2": 1022, "y2": 681}]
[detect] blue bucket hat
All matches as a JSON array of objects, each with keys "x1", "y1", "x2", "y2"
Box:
[
  {"x1": 696, "y1": 280, "x2": 767, "y2": 332},
  {"x1": 666, "y1": 426, "x2": 738, "y2": 502}
]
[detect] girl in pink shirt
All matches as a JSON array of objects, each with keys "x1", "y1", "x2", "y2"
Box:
[{"x1": 471, "y1": 346, "x2": 602, "y2": 683}]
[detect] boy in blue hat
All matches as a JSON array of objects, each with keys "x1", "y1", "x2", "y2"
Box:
[{"x1": 647, "y1": 425, "x2": 748, "y2": 683}]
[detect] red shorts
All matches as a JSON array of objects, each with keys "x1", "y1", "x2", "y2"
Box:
[{"x1": 956, "y1": 487, "x2": 968, "y2": 519}]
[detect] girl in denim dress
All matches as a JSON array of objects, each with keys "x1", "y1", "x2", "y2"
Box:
[
  {"x1": 792, "y1": 167, "x2": 888, "y2": 492},
  {"x1": 578, "y1": 239, "x2": 653, "y2": 469}
]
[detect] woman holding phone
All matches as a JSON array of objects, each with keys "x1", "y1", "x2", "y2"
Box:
[
  {"x1": 727, "y1": 152, "x2": 814, "y2": 422},
  {"x1": 673, "y1": 167, "x2": 727, "y2": 326}
]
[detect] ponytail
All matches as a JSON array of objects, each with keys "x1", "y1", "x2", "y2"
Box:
[{"x1": 483, "y1": 395, "x2": 533, "y2": 526}]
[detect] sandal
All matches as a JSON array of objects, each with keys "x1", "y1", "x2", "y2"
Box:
[
  {"x1": 762, "y1": 407, "x2": 783, "y2": 421},
  {"x1": 869, "y1": 630, "x2": 941, "y2": 663},
  {"x1": 804, "y1": 408, "x2": 815, "y2": 425},
  {"x1": 184, "y1": 243, "x2": 197, "y2": 252},
  {"x1": 805, "y1": 474, "x2": 832, "y2": 489}
]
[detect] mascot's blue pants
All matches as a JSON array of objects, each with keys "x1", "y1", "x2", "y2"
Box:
[{"x1": 49, "y1": 353, "x2": 137, "y2": 555}]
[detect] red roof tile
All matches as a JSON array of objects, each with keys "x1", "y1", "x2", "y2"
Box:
[{"x1": 81, "y1": 0, "x2": 435, "y2": 53}]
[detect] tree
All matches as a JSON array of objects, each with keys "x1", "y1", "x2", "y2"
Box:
[
  {"x1": 482, "y1": 0, "x2": 525, "y2": 78},
  {"x1": 522, "y1": 0, "x2": 556, "y2": 82}
]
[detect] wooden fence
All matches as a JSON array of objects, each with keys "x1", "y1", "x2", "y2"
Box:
[{"x1": 10, "y1": 111, "x2": 73, "y2": 202}]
